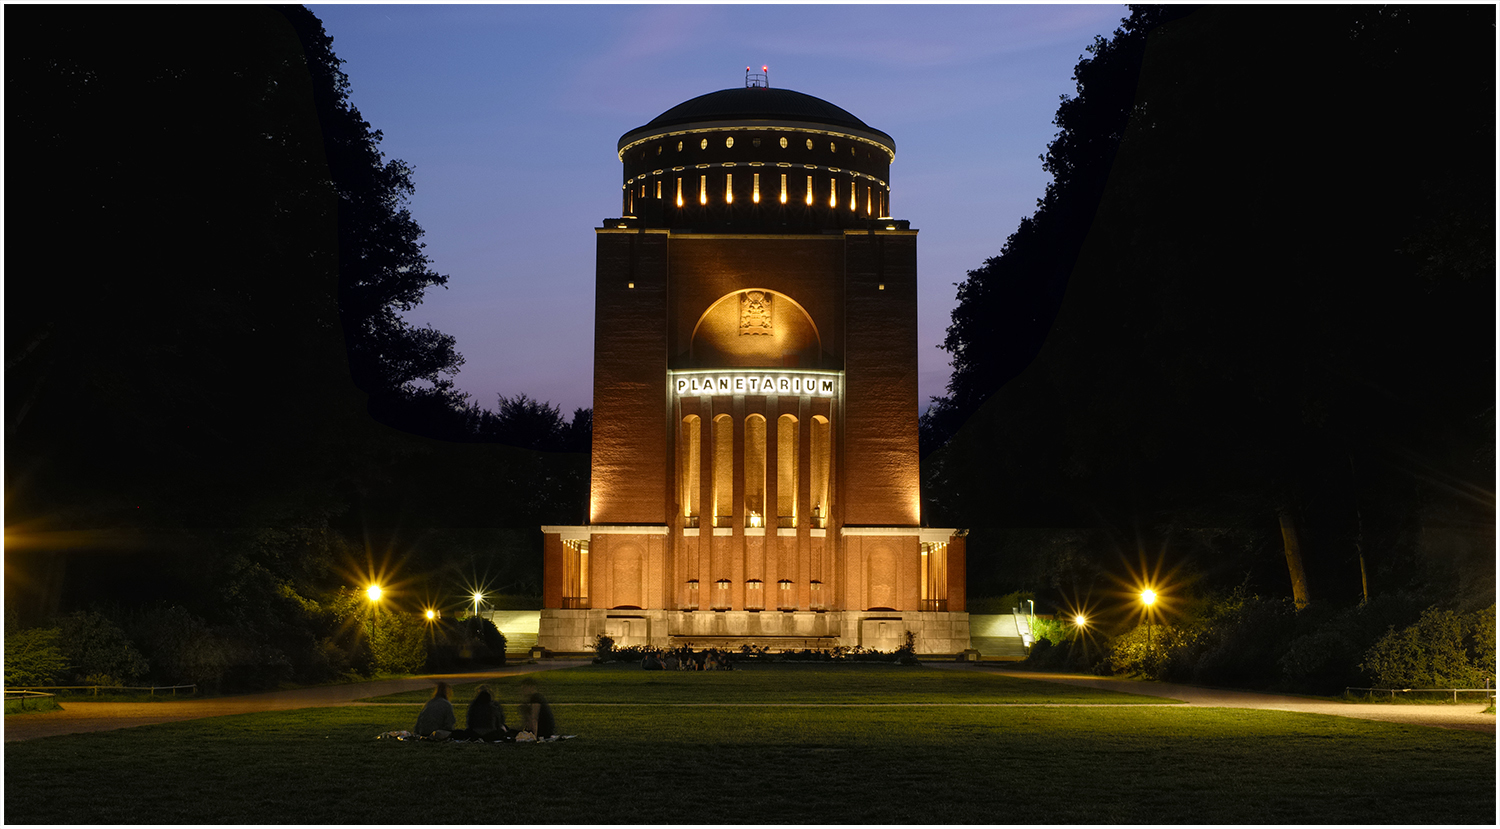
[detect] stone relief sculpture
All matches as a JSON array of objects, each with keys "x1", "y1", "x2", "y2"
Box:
[{"x1": 740, "y1": 290, "x2": 773, "y2": 335}]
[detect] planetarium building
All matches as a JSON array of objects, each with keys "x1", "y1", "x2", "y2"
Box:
[{"x1": 539, "y1": 79, "x2": 969, "y2": 655}]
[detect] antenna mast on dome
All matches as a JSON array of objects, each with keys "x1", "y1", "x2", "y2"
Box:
[{"x1": 745, "y1": 65, "x2": 768, "y2": 88}]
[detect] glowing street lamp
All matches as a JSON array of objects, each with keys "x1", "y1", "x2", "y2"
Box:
[
  {"x1": 1074, "y1": 614, "x2": 1087, "y2": 628},
  {"x1": 425, "y1": 608, "x2": 437, "y2": 621},
  {"x1": 365, "y1": 584, "x2": 383, "y2": 668},
  {"x1": 1140, "y1": 588, "x2": 1158, "y2": 673},
  {"x1": 472, "y1": 591, "x2": 484, "y2": 619}
]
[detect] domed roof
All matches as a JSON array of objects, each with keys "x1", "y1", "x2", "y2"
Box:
[{"x1": 619, "y1": 87, "x2": 894, "y2": 153}]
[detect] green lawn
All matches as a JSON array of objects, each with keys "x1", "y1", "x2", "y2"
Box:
[
  {"x1": 369, "y1": 662, "x2": 1175, "y2": 705},
  {"x1": 5, "y1": 664, "x2": 1494, "y2": 824}
]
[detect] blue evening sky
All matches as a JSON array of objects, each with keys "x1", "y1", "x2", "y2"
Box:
[{"x1": 311, "y1": 4, "x2": 1130, "y2": 416}]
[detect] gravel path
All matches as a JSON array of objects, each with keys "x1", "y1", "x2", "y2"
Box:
[
  {"x1": 4, "y1": 661, "x2": 589, "y2": 743},
  {"x1": 960, "y1": 665, "x2": 1495, "y2": 733}
]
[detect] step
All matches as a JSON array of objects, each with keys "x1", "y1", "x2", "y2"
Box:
[
  {"x1": 480, "y1": 610, "x2": 541, "y2": 654},
  {"x1": 970, "y1": 635, "x2": 1028, "y2": 659}
]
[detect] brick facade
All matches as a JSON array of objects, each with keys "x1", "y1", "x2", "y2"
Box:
[{"x1": 540, "y1": 86, "x2": 966, "y2": 654}]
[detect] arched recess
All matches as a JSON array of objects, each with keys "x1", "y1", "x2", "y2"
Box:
[
  {"x1": 611, "y1": 544, "x2": 644, "y2": 609},
  {"x1": 777, "y1": 414, "x2": 798, "y2": 526},
  {"x1": 712, "y1": 414, "x2": 733, "y2": 527},
  {"x1": 680, "y1": 415, "x2": 701, "y2": 524},
  {"x1": 810, "y1": 415, "x2": 831, "y2": 526},
  {"x1": 744, "y1": 414, "x2": 766, "y2": 525},
  {"x1": 867, "y1": 545, "x2": 897, "y2": 610},
  {"x1": 689, "y1": 288, "x2": 822, "y2": 368}
]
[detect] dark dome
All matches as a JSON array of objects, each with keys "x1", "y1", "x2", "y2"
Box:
[
  {"x1": 646, "y1": 88, "x2": 874, "y2": 132},
  {"x1": 619, "y1": 87, "x2": 893, "y2": 153}
]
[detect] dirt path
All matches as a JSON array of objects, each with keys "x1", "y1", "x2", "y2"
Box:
[
  {"x1": 957, "y1": 665, "x2": 1495, "y2": 734},
  {"x1": 3, "y1": 661, "x2": 589, "y2": 743}
]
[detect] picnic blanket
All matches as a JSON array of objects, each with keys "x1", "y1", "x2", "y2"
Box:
[{"x1": 375, "y1": 730, "x2": 576, "y2": 743}]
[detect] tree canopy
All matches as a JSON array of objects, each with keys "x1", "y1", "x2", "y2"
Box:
[
  {"x1": 926, "y1": 5, "x2": 1494, "y2": 617},
  {"x1": 4, "y1": 6, "x2": 588, "y2": 689},
  {"x1": 275, "y1": 5, "x2": 465, "y2": 413}
]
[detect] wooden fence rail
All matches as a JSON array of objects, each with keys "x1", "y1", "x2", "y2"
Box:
[
  {"x1": 1345, "y1": 685, "x2": 1496, "y2": 703},
  {"x1": 5, "y1": 684, "x2": 197, "y2": 697}
]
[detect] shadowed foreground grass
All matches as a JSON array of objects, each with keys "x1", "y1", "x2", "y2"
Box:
[{"x1": 5, "y1": 665, "x2": 1493, "y2": 824}]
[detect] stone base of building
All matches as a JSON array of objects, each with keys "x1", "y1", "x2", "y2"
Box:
[{"x1": 537, "y1": 608, "x2": 970, "y2": 656}]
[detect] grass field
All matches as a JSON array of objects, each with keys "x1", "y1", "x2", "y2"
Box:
[
  {"x1": 371, "y1": 662, "x2": 1176, "y2": 706},
  {"x1": 5, "y1": 664, "x2": 1494, "y2": 824},
  {"x1": 3, "y1": 695, "x2": 60, "y2": 715}
]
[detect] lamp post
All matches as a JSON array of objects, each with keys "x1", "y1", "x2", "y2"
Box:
[
  {"x1": 1141, "y1": 588, "x2": 1157, "y2": 674},
  {"x1": 472, "y1": 591, "x2": 485, "y2": 620},
  {"x1": 365, "y1": 584, "x2": 383, "y2": 670}
]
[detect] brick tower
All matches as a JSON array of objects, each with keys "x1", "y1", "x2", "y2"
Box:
[{"x1": 539, "y1": 78, "x2": 967, "y2": 654}]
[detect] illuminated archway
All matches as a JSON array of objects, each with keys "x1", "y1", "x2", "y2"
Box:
[{"x1": 689, "y1": 288, "x2": 822, "y2": 368}]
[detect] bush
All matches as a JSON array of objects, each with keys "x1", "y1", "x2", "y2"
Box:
[
  {"x1": 369, "y1": 610, "x2": 427, "y2": 675},
  {"x1": 895, "y1": 630, "x2": 919, "y2": 665},
  {"x1": 4, "y1": 627, "x2": 67, "y2": 687},
  {"x1": 1278, "y1": 626, "x2": 1365, "y2": 694},
  {"x1": 1028, "y1": 617, "x2": 1072, "y2": 645},
  {"x1": 126, "y1": 606, "x2": 228, "y2": 689},
  {"x1": 1361, "y1": 605, "x2": 1495, "y2": 689},
  {"x1": 1465, "y1": 605, "x2": 1495, "y2": 679},
  {"x1": 592, "y1": 634, "x2": 615, "y2": 662},
  {"x1": 1106, "y1": 623, "x2": 1174, "y2": 679},
  {"x1": 463, "y1": 616, "x2": 507, "y2": 664},
  {"x1": 56, "y1": 610, "x2": 149, "y2": 685},
  {"x1": 1024, "y1": 633, "x2": 1100, "y2": 672},
  {"x1": 1175, "y1": 594, "x2": 1299, "y2": 690},
  {"x1": 423, "y1": 617, "x2": 506, "y2": 672}
]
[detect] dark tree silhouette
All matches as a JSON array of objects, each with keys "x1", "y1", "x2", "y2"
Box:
[
  {"x1": 563, "y1": 407, "x2": 593, "y2": 454},
  {"x1": 926, "y1": 5, "x2": 1494, "y2": 614},
  {"x1": 925, "y1": 5, "x2": 1197, "y2": 453},
  {"x1": 275, "y1": 5, "x2": 466, "y2": 418},
  {"x1": 5, "y1": 5, "x2": 369, "y2": 627},
  {"x1": 485, "y1": 394, "x2": 566, "y2": 451}
]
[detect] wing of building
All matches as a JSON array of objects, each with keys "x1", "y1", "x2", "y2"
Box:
[{"x1": 539, "y1": 81, "x2": 968, "y2": 655}]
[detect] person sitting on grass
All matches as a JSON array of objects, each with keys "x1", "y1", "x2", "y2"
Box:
[
  {"x1": 450, "y1": 684, "x2": 508, "y2": 742},
  {"x1": 518, "y1": 678, "x2": 555, "y2": 739},
  {"x1": 414, "y1": 681, "x2": 456, "y2": 740}
]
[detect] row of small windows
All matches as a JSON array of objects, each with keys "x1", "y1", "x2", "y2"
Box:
[
  {"x1": 681, "y1": 413, "x2": 831, "y2": 530},
  {"x1": 688, "y1": 577, "x2": 825, "y2": 611},
  {"x1": 629, "y1": 162, "x2": 885, "y2": 187},
  {"x1": 626, "y1": 172, "x2": 887, "y2": 216},
  {"x1": 641, "y1": 134, "x2": 876, "y2": 159}
]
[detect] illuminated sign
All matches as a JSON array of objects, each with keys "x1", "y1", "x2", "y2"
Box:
[{"x1": 672, "y1": 372, "x2": 839, "y2": 397}]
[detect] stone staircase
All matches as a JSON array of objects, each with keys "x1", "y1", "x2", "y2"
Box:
[
  {"x1": 967, "y1": 613, "x2": 1028, "y2": 660},
  {"x1": 481, "y1": 610, "x2": 541, "y2": 656},
  {"x1": 482, "y1": 610, "x2": 1031, "y2": 660}
]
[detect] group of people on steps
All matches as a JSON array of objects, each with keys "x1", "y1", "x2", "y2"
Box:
[{"x1": 414, "y1": 678, "x2": 555, "y2": 742}]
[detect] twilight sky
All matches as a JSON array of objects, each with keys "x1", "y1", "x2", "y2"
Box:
[{"x1": 311, "y1": 4, "x2": 1129, "y2": 416}]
